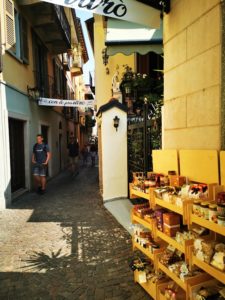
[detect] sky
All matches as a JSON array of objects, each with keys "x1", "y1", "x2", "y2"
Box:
[{"x1": 76, "y1": 10, "x2": 95, "y2": 85}]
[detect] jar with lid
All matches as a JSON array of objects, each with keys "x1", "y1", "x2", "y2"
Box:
[
  {"x1": 216, "y1": 191, "x2": 225, "y2": 205},
  {"x1": 208, "y1": 203, "x2": 218, "y2": 223},
  {"x1": 217, "y1": 215, "x2": 225, "y2": 226},
  {"x1": 200, "y1": 201, "x2": 210, "y2": 219},
  {"x1": 193, "y1": 200, "x2": 201, "y2": 216},
  {"x1": 217, "y1": 203, "x2": 225, "y2": 217}
]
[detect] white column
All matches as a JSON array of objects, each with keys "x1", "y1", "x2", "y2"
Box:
[
  {"x1": 101, "y1": 107, "x2": 127, "y2": 201},
  {"x1": 0, "y1": 83, "x2": 11, "y2": 209}
]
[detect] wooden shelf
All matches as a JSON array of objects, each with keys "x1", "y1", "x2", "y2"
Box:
[
  {"x1": 133, "y1": 239, "x2": 165, "y2": 267},
  {"x1": 133, "y1": 240, "x2": 154, "y2": 260},
  {"x1": 130, "y1": 186, "x2": 150, "y2": 200},
  {"x1": 192, "y1": 255, "x2": 225, "y2": 285},
  {"x1": 155, "y1": 197, "x2": 183, "y2": 215},
  {"x1": 158, "y1": 261, "x2": 211, "y2": 292},
  {"x1": 158, "y1": 262, "x2": 186, "y2": 290},
  {"x1": 190, "y1": 214, "x2": 225, "y2": 236},
  {"x1": 131, "y1": 210, "x2": 154, "y2": 232},
  {"x1": 134, "y1": 270, "x2": 169, "y2": 299},
  {"x1": 156, "y1": 230, "x2": 183, "y2": 252}
]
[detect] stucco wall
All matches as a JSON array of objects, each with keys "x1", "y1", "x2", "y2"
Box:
[
  {"x1": 163, "y1": 0, "x2": 221, "y2": 149},
  {"x1": 101, "y1": 107, "x2": 127, "y2": 201},
  {"x1": 94, "y1": 15, "x2": 135, "y2": 109}
]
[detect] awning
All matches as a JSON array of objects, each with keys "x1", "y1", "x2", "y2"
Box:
[
  {"x1": 105, "y1": 18, "x2": 163, "y2": 56},
  {"x1": 18, "y1": 0, "x2": 161, "y2": 28}
]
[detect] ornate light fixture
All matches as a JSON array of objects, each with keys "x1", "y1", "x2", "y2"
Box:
[
  {"x1": 27, "y1": 85, "x2": 40, "y2": 100},
  {"x1": 113, "y1": 116, "x2": 120, "y2": 131},
  {"x1": 102, "y1": 47, "x2": 109, "y2": 66}
]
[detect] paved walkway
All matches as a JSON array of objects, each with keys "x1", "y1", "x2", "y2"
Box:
[{"x1": 0, "y1": 165, "x2": 149, "y2": 300}]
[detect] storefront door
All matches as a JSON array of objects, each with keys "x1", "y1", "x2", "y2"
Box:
[{"x1": 8, "y1": 118, "x2": 25, "y2": 192}]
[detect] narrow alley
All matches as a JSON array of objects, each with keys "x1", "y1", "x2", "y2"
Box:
[{"x1": 0, "y1": 165, "x2": 149, "y2": 300}]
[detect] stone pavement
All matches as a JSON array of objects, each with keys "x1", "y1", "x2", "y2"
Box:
[{"x1": 0, "y1": 165, "x2": 150, "y2": 300}]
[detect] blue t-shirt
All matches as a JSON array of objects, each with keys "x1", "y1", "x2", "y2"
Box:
[{"x1": 33, "y1": 143, "x2": 50, "y2": 164}]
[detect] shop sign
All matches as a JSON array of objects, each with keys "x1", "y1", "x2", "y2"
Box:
[
  {"x1": 18, "y1": 0, "x2": 161, "y2": 28},
  {"x1": 38, "y1": 97, "x2": 95, "y2": 108}
]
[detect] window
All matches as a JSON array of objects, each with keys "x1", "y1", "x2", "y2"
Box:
[
  {"x1": 53, "y1": 58, "x2": 66, "y2": 99},
  {"x1": 5, "y1": 0, "x2": 29, "y2": 63},
  {"x1": 33, "y1": 33, "x2": 48, "y2": 96}
]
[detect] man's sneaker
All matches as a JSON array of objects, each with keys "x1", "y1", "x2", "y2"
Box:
[
  {"x1": 37, "y1": 186, "x2": 42, "y2": 194},
  {"x1": 72, "y1": 171, "x2": 79, "y2": 178},
  {"x1": 40, "y1": 189, "x2": 46, "y2": 195}
]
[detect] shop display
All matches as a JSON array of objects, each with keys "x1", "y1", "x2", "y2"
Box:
[
  {"x1": 133, "y1": 203, "x2": 155, "y2": 220},
  {"x1": 133, "y1": 224, "x2": 160, "y2": 252},
  {"x1": 159, "y1": 247, "x2": 184, "y2": 266},
  {"x1": 208, "y1": 203, "x2": 218, "y2": 223},
  {"x1": 132, "y1": 172, "x2": 170, "y2": 193},
  {"x1": 161, "y1": 282, "x2": 185, "y2": 300},
  {"x1": 169, "y1": 175, "x2": 186, "y2": 187},
  {"x1": 155, "y1": 209, "x2": 166, "y2": 232},
  {"x1": 163, "y1": 213, "x2": 181, "y2": 237},
  {"x1": 175, "y1": 230, "x2": 196, "y2": 246},
  {"x1": 217, "y1": 192, "x2": 225, "y2": 205},
  {"x1": 194, "y1": 283, "x2": 225, "y2": 300},
  {"x1": 130, "y1": 150, "x2": 225, "y2": 299},
  {"x1": 194, "y1": 240, "x2": 225, "y2": 271}
]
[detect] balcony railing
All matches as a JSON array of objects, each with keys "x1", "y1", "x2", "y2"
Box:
[
  {"x1": 34, "y1": 71, "x2": 65, "y2": 99},
  {"x1": 53, "y1": 5, "x2": 71, "y2": 46}
]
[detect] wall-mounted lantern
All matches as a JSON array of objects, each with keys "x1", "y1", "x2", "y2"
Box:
[
  {"x1": 113, "y1": 116, "x2": 120, "y2": 131},
  {"x1": 27, "y1": 85, "x2": 40, "y2": 101}
]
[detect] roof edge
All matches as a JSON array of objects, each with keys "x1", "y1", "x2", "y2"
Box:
[{"x1": 96, "y1": 99, "x2": 127, "y2": 117}]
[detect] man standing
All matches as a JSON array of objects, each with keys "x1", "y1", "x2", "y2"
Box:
[
  {"x1": 67, "y1": 137, "x2": 79, "y2": 176},
  {"x1": 32, "y1": 134, "x2": 51, "y2": 194}
]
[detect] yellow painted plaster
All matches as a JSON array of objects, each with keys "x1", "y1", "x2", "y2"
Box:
[
  {"x1": 187, "y1": 86, "x2": 220, "y2": 127},
  {"x1": 163, "y1": 125, "x2": 220, "y2": 150},
  {"x1": 163, "y1": 96, "x2": 187, "y2": 129},
  {"x1": 94, "y1": 15, "x2": 135, "y2": 109}
]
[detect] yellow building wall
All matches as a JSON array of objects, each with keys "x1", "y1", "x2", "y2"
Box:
[
  {"x1": 3, "y1": 23, "x2": 35, "y2": 93},
  {"x1": 94, "y1": 15, "x2": 135, "y2": 109},
  {"x1": 163, "y1": 0, "x2": 221, "y2": 149}
]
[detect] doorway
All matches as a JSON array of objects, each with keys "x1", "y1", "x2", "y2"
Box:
[{"x1": 9, "y1": 118, "x2": 25, "y2": 192}]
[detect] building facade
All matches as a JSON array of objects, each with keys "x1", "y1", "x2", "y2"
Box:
[
  {"x1": 163, "y1": 0, "x2": 222, "y2": 150},
  {"x1": 0, "y1": 0, "x2": 88, "y2": 209}
]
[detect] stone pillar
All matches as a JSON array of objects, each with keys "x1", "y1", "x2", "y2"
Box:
[{"x1": 97, "y1": 100, "x2": 127, "y2": 202}]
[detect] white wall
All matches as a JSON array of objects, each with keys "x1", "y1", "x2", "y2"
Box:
[
  {"x1": 101, "y1": 107, "x2": 127, "y2": 201},
  {"x1": 0, "y1": 83, "x2": 11, "y2": 209}
]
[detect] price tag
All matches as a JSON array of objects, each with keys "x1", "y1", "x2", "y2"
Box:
[{"x1": 138, "y1": 271, "x2": 147, "y2": 283}]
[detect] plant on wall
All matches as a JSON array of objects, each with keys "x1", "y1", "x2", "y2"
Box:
[{"x1": 120, "y1": 64, "x2": 163, "y2": 150}]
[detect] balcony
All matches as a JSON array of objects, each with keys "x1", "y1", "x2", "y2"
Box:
[{"x1": 22, "y1": 3, "x2": 71, "y2": 54}]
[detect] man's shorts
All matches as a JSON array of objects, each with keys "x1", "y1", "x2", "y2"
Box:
[
  {"x1": 33, "y1": 164, "x2": 47, "y2": 177},
  {"x1": 69, "y1": 156, "x2": 79, "y2": 164}
]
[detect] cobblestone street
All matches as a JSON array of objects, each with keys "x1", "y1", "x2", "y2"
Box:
[{"x1": 0, "y1": 165, "x2": 149, "y2": 300}]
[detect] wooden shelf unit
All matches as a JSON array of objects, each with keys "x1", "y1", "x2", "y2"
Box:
[
  {"x1": 190, "y1": 213, "x2": 225, "y2": 236},
  {"x1": 156, "y1": 230, "x2": 193, "y2": 260},
  {"x1": 130, "y1": 149, "x2": 223, "y2": 299},
  {"x1": 132, "y1": 239, "x2": 165, "y2": 267},
  {"x1": 157, "y1": 261, "x2": 210, "y2": 293},
  {"x1": 131, "y1": 210, "x2": 155, "y2": 233},
  {"x1": 129, "y1": 184, "x2": 150, "y2": 201},
  {"x1": 154, "y1": 197, "x2": 193, "y2": 224},
  {"x1": 134, "y1": 270, "x2": 169, "y2": 300},
  {"x1": 191, "y1": 255, "x2": 225, "y2": 285}
]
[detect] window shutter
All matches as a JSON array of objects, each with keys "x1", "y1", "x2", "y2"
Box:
[
  {"x1": 20, "y1": 15, "x2": 29, "y2": 64},
  {"x1": 5, "y1": 0, "x2": 16, "y2": 51}
]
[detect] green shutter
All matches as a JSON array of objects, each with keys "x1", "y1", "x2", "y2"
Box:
[{"x1": 20, "y1": 15, "x2": 29, "y2": 64}]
